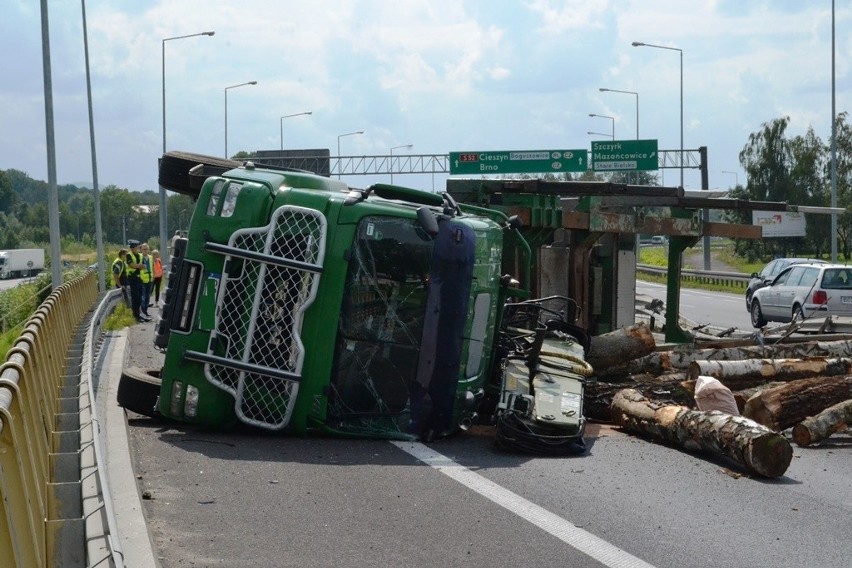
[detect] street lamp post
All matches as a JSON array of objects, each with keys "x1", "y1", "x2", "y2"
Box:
[
  {"x1": 599, "y1": 88, "x2": 639, "y2": 139},
  {"x1": 280, "y1": 111, "x2": 312, "y2": 150},
  {"x1": 337, "y1": 130, "x2": 364, "y2": 179},
  {"x1": 587, "y1": 131, "x2": 614, "y2": 140},
  {"x1": 389, "y1": 144, "x2": 413, "y2": 183},
  {"x1": 161, "y1": 30, "x2": 214, "y2": 266},
  {"x1": 632, "y1": 41, "x2": 683, "y2": 187},
  {"x1": 589, "y1": 113, "x2": 615, "y2": 139},
  {"x1": 224, "y1": 81, "x2": 258, "y2": 158},
  {"x1": 600, "y1": 88, "x2": 642, "y2": 266},
  {"x1": 721, "y1": 170, "x2": 739, "y2": 187}
]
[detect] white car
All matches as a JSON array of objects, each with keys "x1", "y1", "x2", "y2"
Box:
[{"x1": 750, "y1": 263, "x2": 852, "y2": 327}]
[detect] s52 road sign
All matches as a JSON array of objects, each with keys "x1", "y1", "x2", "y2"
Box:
[{"x1": 450, "y1": 150, "x2": 587, "y2": 175}]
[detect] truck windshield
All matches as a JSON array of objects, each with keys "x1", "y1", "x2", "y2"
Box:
[{"x1": 329, "y1": 216, "x2": 434, "y2": 433}]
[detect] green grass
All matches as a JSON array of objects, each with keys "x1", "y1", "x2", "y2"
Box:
[
  {"x1": 639, "y1": 242, "x2": 749, "y2": 295},
  {"x1": 639, "y1": 246, "x2": 669, "y2": 267},
  {"x1": 103, "y1": 303, "x2": 138, "y2": 331}
]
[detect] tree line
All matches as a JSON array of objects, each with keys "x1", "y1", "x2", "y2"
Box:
[
  {"x1": 727, "y1": 113, "x2": 852, "y2": 261},
  {"x1": 0, "y1": 169, "x2": 195, "y2": 252}
]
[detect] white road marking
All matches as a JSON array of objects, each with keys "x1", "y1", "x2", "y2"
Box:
[{"x1": 392, "y1": 441, "x2": 657, "y2": 568}]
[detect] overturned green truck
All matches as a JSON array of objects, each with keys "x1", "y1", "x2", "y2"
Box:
[{"x1": 118, "y1": 152, "x2": 592, "y2": 454}]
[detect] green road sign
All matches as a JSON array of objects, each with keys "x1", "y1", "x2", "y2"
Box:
[
  {"x1": 591, "y1": 139, "x2": 658, "y2": 171},
  {"x1": 449, "y1": 150, "x2": 588, "y2": 175}
]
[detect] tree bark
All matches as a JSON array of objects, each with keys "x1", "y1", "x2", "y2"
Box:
[
  {"x1": 742, "y1": 376, "x2": 852, "y2": 432},
  {"x1": 686, "y1": 358, "x2": 852, "y2": 390},
  {"x1": 586, "y1": 372, "x2": 688, "y2": 422},
  {"x1": 586, "y1": 322, "x2": 655, "y2": 371},
  {"x1": 610, "y1": 388, "x2": 793, "y2": 478},
  {"x1": 732, "y1": 382, "x2": 787, "y2": 413},
  {"x1": 791, "y1": 399, "x2": 852, "y2": 446},
  {"x1": 601, "y1": 339, "x2": 852, "y2": 379}
]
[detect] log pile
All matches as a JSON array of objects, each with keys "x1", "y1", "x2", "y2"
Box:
[
  {"x1": 586, "y1": 330, "x2": 852, "y2": 475},
  {"x1": 610, "y1": 389, "x2": 792, "y2": 478}
]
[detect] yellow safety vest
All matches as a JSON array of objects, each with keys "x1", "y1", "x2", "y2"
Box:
[
  {"x1": 127, "y1": 251, "x2": 143, "y2": 279},
  {"x1": 140, "y1": 255, "x2": 153, "y2": 284}
]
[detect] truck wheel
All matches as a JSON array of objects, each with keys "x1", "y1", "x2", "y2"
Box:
[
  {"x1": 117, "y1": 367, "x2": 162, "y2": 418},
  {"x1": 159, "y1": 151, "x2": 241, "y2": 197}
]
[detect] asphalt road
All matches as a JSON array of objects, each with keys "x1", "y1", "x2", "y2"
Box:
[
  {"x1": 636, "y1": 280, "x2": 753, "y2": 331},
  {"x1": 113, "y1": 303, "x2": 851, "y2": 568}
]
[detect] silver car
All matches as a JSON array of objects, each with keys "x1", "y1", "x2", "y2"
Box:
[{"x1": 750, "y1": 263, "x2": 852, "y2": 327}]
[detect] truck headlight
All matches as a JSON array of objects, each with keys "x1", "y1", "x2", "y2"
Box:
[
  {"x1": 170, "y1": 381, "x2": 183, "y2": 416},
  {"x1": 221, "y1": 183, "x2": 242, "y2": 217},
  {"x1": 184, "y1": 385, "x2": 200, "y2": 418}
]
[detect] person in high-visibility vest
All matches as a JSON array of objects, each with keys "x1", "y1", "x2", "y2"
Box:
[
  {"x1": 111, "y1": 248, "x2": 130, "y2": 307},
  {"x1": 125, "y1": 240, "x2": 149, "y2": 322},
  {"x1": 151, "y1": 249, "x2": 164, "y2": 306},
  {"x1": 140, "y1": 243, "x2": 154, "y2": 318}
]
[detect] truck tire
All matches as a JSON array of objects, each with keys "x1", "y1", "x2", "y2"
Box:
[
  {"x1": 158, "y1": 151, "x2": 241, "y2": 197},
  {"x1": 117, "y1": 367, "x2": 162, "y2": 418}
]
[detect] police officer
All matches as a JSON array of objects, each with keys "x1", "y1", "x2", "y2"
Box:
[
  {"x1": 112, "y1": 248, "x2": 130, "y2": 307},
  {"x1": 139, "y1": 243, "x2": 153, "y2": 317},
  {"x1": 126, "y1": 240, "x2": 150, "y2": 322}
]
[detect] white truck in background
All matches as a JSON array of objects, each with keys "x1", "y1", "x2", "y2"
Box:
[{"x1": 0, "y1": 248, "x2": 45, "y2": 279}]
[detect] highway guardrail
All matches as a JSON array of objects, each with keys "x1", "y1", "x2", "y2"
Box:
[
  {"x1": 636, "y1": 263, "x2": 750, "y2": 290},
  {"x1": 0, "y1": 271, "x2": 99, "y2": 567}
]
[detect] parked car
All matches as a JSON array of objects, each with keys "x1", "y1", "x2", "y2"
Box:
[
  {"x1": 745, "y1": 257, "x2": 827, "y2": 312},
  {"x1": 750, "y1": 263, "x2": 852, "y2": 327}
]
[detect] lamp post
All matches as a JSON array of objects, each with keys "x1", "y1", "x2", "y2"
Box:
[
  {"x1": 721, "y1": 170, "x2": 739, "y2": 187},
  {"x1": 632, "y1": 41, "x2": 683, "y2": 187},
  {"x1": 161, "y1": 30, "x2": 214, "y2": 267},
  {"x1": 224, "y1": 81, "x2": 258, "y2": 158},
  {"x1": 599, "y1": 88, "x2": 639, "y2": 139},
  {"x1": 587, "y1": 131, "x2": 614, "y2": 140},
  {"x1": 337, "y1": 130, "x2": 364, "y2": 179},
  {"x1": 589, "y1": 113, "x2": 615, "y2": 139},
  {"x1": 389, "y1": 144, "x2": 413, "y2": 183},
  {"x1": 280, "y1": 111, "x2": 312, "y2": 150}
]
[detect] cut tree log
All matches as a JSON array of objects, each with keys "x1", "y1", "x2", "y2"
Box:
[
  {"x1": 599, "y1": 339, "x2": 852, "y2": 379},
  {"x1": 586, "y1": 372, "x2": 688, "y2": 422},
  {"x1": 742, "y1": 376, "x2": 852, "y2": 432},
  {"x1": 791, "y1": 399, "x2": 852, "y2": 446},
  {"x1": 686, "y1": 358, "x2": 852, "y2": 390},
  {"x1": 610, "y1": 388, "x2": 793, "y2": 478},
  {"x1": 586, "y1": 322, "x2": 655, "y2": 371},
  {"x1": 732, "y1": 382, "x2": 787, "y2": 413}
]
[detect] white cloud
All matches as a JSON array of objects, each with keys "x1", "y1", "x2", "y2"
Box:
[{"x1": 0, "y1": 0, "x2": 850, "y2": 193}]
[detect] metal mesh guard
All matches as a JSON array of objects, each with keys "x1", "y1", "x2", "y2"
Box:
[{"x1": 205, "y1": 205, "x2": 326, "y2": 429}]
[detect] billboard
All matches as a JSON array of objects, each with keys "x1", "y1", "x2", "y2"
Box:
[{"x1": 752, "y1": 211, "x2": 806, "y2": 238}]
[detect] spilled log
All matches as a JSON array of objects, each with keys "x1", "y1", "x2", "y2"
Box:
[
  {"x1": 686, "y1": 358, "x2": 852, "y2": 390},
  {"x1": 732, "y1": 382, "x2": 787, "y2": 414},
  {"x1": 586, "y1": 322, "x2": 655, "y2": 371},
  {"x1": 742, "y1": 376, "x2": 852, "y2": 432},
  {"x1": 585, "y1": 372, "x2": 687, "y2": 422},
  {"x1": 792, "y1": 399, "x2": 852, "y2": 447},
  {"x1": 610, "y1": 388, "x2": 793, "y2": 478},
  {"x1": 599, "y1": 339, "x2": 852, "y2": 379}
]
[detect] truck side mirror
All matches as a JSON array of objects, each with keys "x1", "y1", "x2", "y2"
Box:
[
  {"x1": 417, "y1": 207, "x2": 440, "y2": 237},
  {"x1": 507, "y1": 215, "x2": 523, "y2": 231}
]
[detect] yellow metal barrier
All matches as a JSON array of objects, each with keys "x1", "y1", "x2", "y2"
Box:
[{"x1": 0, "y1": 272, "x2": 98, "y2": 567}]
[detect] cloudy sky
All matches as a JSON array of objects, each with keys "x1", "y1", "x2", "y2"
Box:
[{"x1": 2, "y1": 1, "x2": 849, "y2": 193}]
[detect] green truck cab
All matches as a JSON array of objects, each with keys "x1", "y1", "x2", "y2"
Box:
[{"x1": 120, "y1": 153, "x2": 590, "y2": 453}]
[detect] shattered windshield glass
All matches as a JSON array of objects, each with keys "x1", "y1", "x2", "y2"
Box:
[{"x1": 328, "y1": 216, "x2": 434, "y2": 436}]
